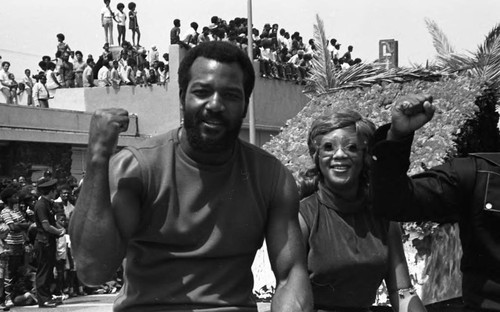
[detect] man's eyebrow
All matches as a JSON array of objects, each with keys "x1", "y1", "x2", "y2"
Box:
[{"x1": 189, "y1": 81, "x2": 211, "y2": 88}]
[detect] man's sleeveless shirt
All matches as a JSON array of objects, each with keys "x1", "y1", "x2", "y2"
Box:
[{"x1": 111, "y1": 129, "x2": 287, "y2": 311}]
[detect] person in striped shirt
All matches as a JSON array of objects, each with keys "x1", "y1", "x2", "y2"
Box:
[{"x1": 0, "y1": 187, "x2": 31, "y2": 309}]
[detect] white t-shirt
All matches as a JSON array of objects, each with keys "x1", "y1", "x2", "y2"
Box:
[
  {"x1": 101, "y1": 6, "x2": 113, "y2": 19},
  {"x1": 97, "y1": 66, "x2": 110, "y2": 86},
  {"x1": 0, "y1": 69, "x2": 10, "y2": 89},
  {"x1": 116, "y1": 11, "x2": 127, "y2": 26}
]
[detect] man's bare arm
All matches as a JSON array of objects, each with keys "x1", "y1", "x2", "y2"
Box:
[
  {"x1": 267, "y1": 168, "x2": 313, "y2": 312},
  {"x1": 69, "y1": 108, "x2": 138, "y2": 286}
]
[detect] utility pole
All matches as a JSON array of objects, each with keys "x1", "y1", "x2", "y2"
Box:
[{"x1": 247, "y1": 0, "x2": 256, "y2": 144}]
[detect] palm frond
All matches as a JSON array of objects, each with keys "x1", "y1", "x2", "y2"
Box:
[
  {"x1": 465, "y1": 24, "x2": 500, "y2": 91},
  {"x1": 479, "y1": 23, "x2": 500, "y2": 55},
  {"x1": 425, "y1": 18, "x2": 456, "y2": 57},
  {"x1": 435, "y1": 52, "x2": 475, "y2": 73},
  {"x1": 425, "y1": 19, "x2": 500, "y2": 96},
  {"x1": 318, "y1": 64, "x2": 444, "y2": 95},
  {"x1": 305, "y1": 14, "x2": 336, "y2": 94}
]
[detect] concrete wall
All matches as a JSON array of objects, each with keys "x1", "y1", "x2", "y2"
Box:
[
  {"x1": 49, "y1": 84, "x2": 178, "y2": 137},
  {"x1": 249, "y1": 66, "x2": 310, "y2": 129},
  {"x1": 0, "y1": 103, "x2": 140, "y2": 146}
]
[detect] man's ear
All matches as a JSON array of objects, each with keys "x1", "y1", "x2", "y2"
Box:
[{"x1": 179, "y1": 89, "x2": 186, "y2": 113}]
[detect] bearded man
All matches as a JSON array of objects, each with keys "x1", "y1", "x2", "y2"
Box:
[{"x1": 69, "y1": 41, "x2": 312, "y2": 312}]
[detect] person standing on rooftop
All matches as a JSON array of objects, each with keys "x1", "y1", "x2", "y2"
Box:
[{"x1": 101, "y1": 0, "x2": 115, "y2": 46}]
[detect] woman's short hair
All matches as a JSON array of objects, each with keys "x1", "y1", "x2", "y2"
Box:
[{"x1": 298, "y1": 109, "x2": 376, "y2": 198}]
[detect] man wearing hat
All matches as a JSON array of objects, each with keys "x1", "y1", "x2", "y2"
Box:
[{"x1": 33, "y1": 178, "x2": 64, "y2": 308}]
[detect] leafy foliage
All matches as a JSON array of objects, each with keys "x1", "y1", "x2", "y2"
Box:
[
  {"x1": 426, "y1": 19, "x2": 500, "y2": 95},
  {"x1": 424, "y1": 18, "x2": 456, "y2": 57},
  {"x1": 305, "y1": 14, "x2": 336, "y2": 94},
  {"x1": 305, "y1": 52, "x2": 447, "y2": 96},
  {"x1": 455, "y1": 88, "x2": 500, "y2": 156},
  {"x1": 304, "y1": 16, "x2": 448, "y2": 96}
]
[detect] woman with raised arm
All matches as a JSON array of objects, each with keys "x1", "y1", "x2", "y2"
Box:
[{"x1": 298, "y1": 109, "x2": 427, "y2": 312}]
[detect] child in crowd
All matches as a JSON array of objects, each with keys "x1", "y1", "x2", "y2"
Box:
[
  {"x1": 5, "y1": 73, "x2": 18, "y2": 104},
  {"x1": 128, "y1": 2, "x2": 140, "y2": 47},
  {"x1": 148, "y1": 68, "x2": 157, "y2": 84},
  {"x1": 149, "y1": 46, "x2": 159, "y2": 64},
  {"x1": 56, "y1": 33, "x2": 71, "y2": 55},
  {"x1": 45, "y1": 62, "x2": 61, "y2": 97},
  {"x1": 135, "y1": 63, "x2": 145, "y2": 87},
  {"x1": 55, "y1": 213, "x2": 69, "y2": 300},
  {"x1": 73, "y1": 51, "x2": 87, "y2": 88},
  {"x1": 82, "y1": 58, "x2": 95, "y2": 88},
  {"x1": 157, "y1": 61, "x2": 167, "y2": 86},
  {"x1": 144, "y1": 61, "x2": 152, "y2": 84},
  {"x1": 110, "y1": 60, "x2": 122, "y2": 87},
  {"x1": 115, "y1": 3, "x2": 127, "y2": 47},
  {"x1": 123, "y1": 57, "x2": 136, "y2": 85},
  {"x1": 11, "y1": 265, "x2": 37, "y2": 306},
  {"x1": 21, "y1": 69, "x2": 34, "y2": 105},
  {"x1": 16, "y1": 83, "x2": 26, "y2": 104},
  {"x1": 0, "y1": 202, "x2": 9, "y2": 309},
  {"x1": 101, "y1": 43, "x2": 112, "y2": 63}
]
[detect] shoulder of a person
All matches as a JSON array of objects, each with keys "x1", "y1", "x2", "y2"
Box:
[
  {"x1": 124, "y1": 130, "x2": 177, "y2": 153},
  {"x1": 468, "y1": 152, "x2": 500, "y2": 168},
  {"x1": 300, "y1": 192, "x2": 318, "y2": 206},
  {"x1": 34, "y1": 198, "x2": 48, "y2": 209},
  {"x1": 0, "y1": 207, "x2": 12, "y2": 214},
  {"x1": 299, "y1": 193, "x2": 319, "y2": 217}
]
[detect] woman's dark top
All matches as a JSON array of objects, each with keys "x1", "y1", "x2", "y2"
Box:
[{"x1": 299, "y1": 183, "x2": 390, "y2": 310}]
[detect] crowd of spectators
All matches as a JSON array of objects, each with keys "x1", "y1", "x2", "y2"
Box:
[
  {"x1": 170, "y1": 16, "x2": 361, "y2": 84},
  {"x1": 0, "y1": 10, "x2": 360, "y2": 105},
  {"x1": 0, "y1": 29, "x2": 170, "y2": 107},
  {"x1": 0, "y1": 172, "x2": 122, "y2": 309}
]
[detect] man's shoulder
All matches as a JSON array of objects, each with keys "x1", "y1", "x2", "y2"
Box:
[
  {"x1": 469, "y1": 152, "x2": 500, "y2": 167},
  {"x1": 127, "y1": 129, "x2": 178, "y2": 152},
  {"x1": 34, "y1": 198, "x2": 50, "y2": 210}
]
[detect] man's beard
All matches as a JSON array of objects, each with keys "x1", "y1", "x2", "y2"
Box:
[{"x1": 183, "y1": 110, "x2": 243, "y2": 153}]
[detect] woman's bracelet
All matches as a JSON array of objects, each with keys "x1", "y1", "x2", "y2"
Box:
[{"x1": 397, "y1": 286, "x2": 417, "y2": 299}]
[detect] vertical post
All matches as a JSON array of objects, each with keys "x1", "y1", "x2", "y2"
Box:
[{"x1": 247, "y1": 0, "x2": 256, "y2": 145}]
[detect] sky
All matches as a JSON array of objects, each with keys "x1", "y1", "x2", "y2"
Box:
[{"x1": 1, "y1": 0, "x2": 500, "y2": 78}]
